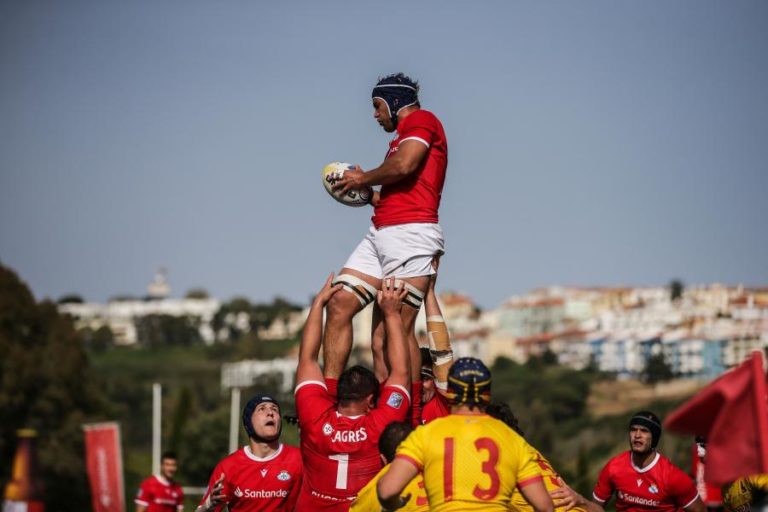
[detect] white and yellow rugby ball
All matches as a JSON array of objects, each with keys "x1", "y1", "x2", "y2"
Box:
[{"x1": 322, "y1": 162, "x2": 372, "y2": 207}]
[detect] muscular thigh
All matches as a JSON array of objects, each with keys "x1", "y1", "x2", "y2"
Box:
[{"x1": 374, "y1": 223, "x2": 444, "y2": 278}]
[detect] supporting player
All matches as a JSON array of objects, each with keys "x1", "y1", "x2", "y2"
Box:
[
  {"x1": 323, "y1": 72, "x2": 448, "y2": 407},
  {"x1": 483, "y1": 402, "x2": 587, "y2": 512},
  {"x1": 551, "y1": 411, "x2": 705, "y2": 512},
  {"x1": 196, "y1": 394, "x2": 302, "y2": 511},
  {"x1": 377, "y1": 357, "x2": 555, "y2": 512},
  {"x1": 135, "y1": 451, "x2": 184, "y2": 512},
  {"x1": 294, "y1": 275, "x2": 412, "y2": 511},
  {"x1": 349, "y1": 421, "x2": 428, "y2": 512}
]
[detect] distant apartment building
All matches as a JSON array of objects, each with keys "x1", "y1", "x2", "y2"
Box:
[{"x1": 59, "y1": 271, "x2": 219, "y2": 345}]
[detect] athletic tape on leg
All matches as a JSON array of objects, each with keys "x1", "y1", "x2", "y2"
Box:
[
  {"x1": 392, "y1": 279, "x2": 425, "y2": 309},
  {"x1": 333, "y1": 274, "x2": 377, "y2": 307}
]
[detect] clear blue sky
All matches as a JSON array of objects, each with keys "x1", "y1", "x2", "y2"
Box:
[{"x1": 1, "y1": 1, "x2": 766, "y2": 309}]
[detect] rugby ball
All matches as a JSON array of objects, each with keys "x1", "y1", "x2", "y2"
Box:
[{"x1": 322, "y1": 162, "x2": 373, "y2": 207}]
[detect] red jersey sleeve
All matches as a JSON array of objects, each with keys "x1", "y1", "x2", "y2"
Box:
[
  {"x1": 295, "y1": 380, "x2": 335, "y2": 427},
  {"x1": 593, "y1": 460, "x2": 614, "y2": 503},
  {"x1": 367, "y1": 384, "x2": 411, "y2": 433},
  {"x1": 667, "y1": 464, "x2": 699, "y2": 508},
  {"x1": 135, "y1": 478, "x2": 154, "y2": 506},
  {"x1": 398, "y1": 110, "x2": 439, "y2": 148}
]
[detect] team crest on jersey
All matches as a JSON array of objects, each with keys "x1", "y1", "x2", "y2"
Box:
[
  {"x1": 277, "y1": 470, "x2": 291, "y2": 481},
  {"x1": 322, "y1": 423, "x2": 334, "y2": 435},
  {"x1": 649, "y1": 485, "x2": 659, "y2": 494},
  {"x1": 387, "y1": 392, "x2": 404, "y2": 409}
]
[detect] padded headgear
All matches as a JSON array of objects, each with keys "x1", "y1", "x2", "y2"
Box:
[
  {"x1": 629, "y1": 410, "x2": 662, "y2": 448},
  {"x1": 372, "y1": 73, "x2": 419, "y2": 127},
  {"x1": 243, "y1": 394, "x2": 281, "y2": 442},
  {"x1": 446, "y1": 357, "x2": 491, "y2": 407}
]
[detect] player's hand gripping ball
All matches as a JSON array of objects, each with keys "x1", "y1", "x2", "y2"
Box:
[{"x1": 322, "y1": 162, "x2": 372, "y2": 207}]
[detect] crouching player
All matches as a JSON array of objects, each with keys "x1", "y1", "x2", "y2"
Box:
[
  {"x1": 196, "y1": 395, "x2": 302, "y2": 511},
  {"x1": 294, "y1": 275, "x2": 412, "y2": 511},
  {"x1": 349, "y1": 421, "x2": 428, "y2": 512}
]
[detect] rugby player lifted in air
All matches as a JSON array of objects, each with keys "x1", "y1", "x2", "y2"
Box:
[
  {"x1": 294, "y1": 275, "x2": 412, "y2": 511},
  {"x1": 325, "y1": 73, "x2": 449, "y2": 415},
  {"x1": 196, "y1": 395, "x2": 302, "y2": 512},
  {"x1": 551, "y1": 411, "x2": 705, "y2": 512},
  {"x1": 377, "y1": 357, "x2": 555, "y2": 512}
]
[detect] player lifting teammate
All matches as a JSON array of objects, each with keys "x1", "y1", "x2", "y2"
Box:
[
  {"x1": 294, "y1": 275, "x2": 412, "y2": 511},
  {"x1": 377, "y1": 357, "x2": 555, "y2": 512},
  {"x1": 324, "y1": 73, "x2": 449, "y2": 417}
]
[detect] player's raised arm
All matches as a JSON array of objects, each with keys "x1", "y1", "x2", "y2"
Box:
[
  {"x1": 378, "y1": 278, "x2": 411, "y2": 389},
  {"x1": 296, "y1": 273, "x2": 342, "y2": 385}
]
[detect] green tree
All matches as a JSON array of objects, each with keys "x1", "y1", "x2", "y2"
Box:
[
  {"x1": 0, "y1": 262, "x2": 109, "y2": 511},
  {"x1": 185, "y1": 288, "x2": 210, "y2": 299},
  {"x1": 642, "y1": 352, "x2": 674, "y2": 384},
  {"x1": 135, "y1": 314, "x2": 201, "y2": 347},
  {"x1": 669, "y1": 279, "x2": 684, "y2": 302}
]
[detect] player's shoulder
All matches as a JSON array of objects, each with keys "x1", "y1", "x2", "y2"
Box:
[{"x1": 405, "y1": 109, "x2": 441, "y2": 127}]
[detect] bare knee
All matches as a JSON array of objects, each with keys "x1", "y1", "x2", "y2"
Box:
[{"x1": 326, "y1": 290, "x2": 361, "y2": 323}]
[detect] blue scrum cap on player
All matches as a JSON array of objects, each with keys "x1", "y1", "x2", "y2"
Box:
[
  {"x1": 372, "y1": 73, "x2": 419, "y2": 126},
  {"x1": 629, "y1": 410, "x2": 662, "y2": 448},
  {"x1": 446, "y1": 357, "x2": 491, "y2": 407},
  {"x1": 243, "y1": 394, "x2": 281, "y2": 440}
]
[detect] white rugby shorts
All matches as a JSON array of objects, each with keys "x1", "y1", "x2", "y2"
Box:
[{"x1": 343, "y1": 223, "x2": 444, "y2": 279}]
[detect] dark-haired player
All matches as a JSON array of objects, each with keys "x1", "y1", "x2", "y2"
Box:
[
  {"x1": 377, "y1": 358, "x2": 555, "y2": 512},
  {"x1": 136, "y1": 452, "x2": 184, "y2": 512},
  {"x1": 294, "y1": 275, "x2": 412, "y2": 511},
  {"x1": 551, "y1": 411, "x2": 705, "y2": 512},
  {"x1": 323, "y1": 73, "x2": 448, "y2": 415},
  {"x1": 196, "y1": 394, "x2": 302, "y2": 512},
  {"x1": 349, "y1": 421, "x2": 428, "y2": 511}
]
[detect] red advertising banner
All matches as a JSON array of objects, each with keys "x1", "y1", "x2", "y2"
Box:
[{"x1": 83, "y1": 422, "x2": 125, "y2": 512}]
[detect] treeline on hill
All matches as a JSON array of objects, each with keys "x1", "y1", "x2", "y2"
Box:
[{"x1": 0, "y1": 261, "x2": 696, "y2": 509}]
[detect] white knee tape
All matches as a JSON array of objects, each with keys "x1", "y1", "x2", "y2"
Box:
[
  {"x1": 392, "y1": 279, "x2": 425, "y2": 309},
  {"x1": 333, "y1": 274, "x2": 377, "y2": 307}
]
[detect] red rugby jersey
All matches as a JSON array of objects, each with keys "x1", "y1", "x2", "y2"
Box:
[
  {"x1": 372, "y1": 109, "x2": 447, "y2": 229},
  {"x1": 594, "y1": 451, "x2": 699, "y2": 512},
  {"x1": 199, "y1": 444, "x2": 302, "y2": 512},
  {"x1": 420, "y1": 391, "x2": 450, "y2": 424},
  {"x1": 294, "y1": 380, "x2": 410, "y2": 511},
  {"x1": 135, "y1": 475, "x2": 183, "y2": 512}
]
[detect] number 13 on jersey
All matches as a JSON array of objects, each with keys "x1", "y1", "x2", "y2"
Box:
[{"x1": 443, "y1": 437, "x2": 501, "y2": 502}]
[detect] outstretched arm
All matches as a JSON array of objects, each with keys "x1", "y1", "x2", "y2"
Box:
[
  {"x1": 296, "y1": 273, "x2": 342, "y2": 385},
  {"x1": 378, "y1": 278, "x2": 411, "y2": 389},
  {"x1": 550, "y1": 480, "x2": 605, "y2": 512}
]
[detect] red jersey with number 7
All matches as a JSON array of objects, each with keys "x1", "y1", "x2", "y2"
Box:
[{"x1": 294, "y1": 380, "x2": 410, "y2": 511}]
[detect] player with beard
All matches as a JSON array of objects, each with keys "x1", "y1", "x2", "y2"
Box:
[
  {"x1": 196, "y1": 395, "x2": 302, "y2": 512},
  {"x1": 550, "y1": 411, "x2": 705, "y2": 512},
  {"x1": 324, "y1": 73, "x2": 448, "y2": 424}
]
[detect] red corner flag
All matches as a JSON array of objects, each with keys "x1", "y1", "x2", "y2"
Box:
[{"x1": 665, "y1": 351, "x2": 768, "y2": 485}]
